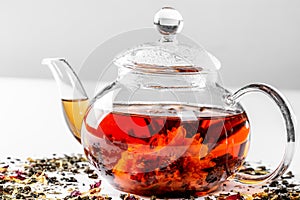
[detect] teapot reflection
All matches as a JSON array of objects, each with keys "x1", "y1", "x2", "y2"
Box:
[{"x1": 43, "y1": 7, "x2": 295, "y2": 198}]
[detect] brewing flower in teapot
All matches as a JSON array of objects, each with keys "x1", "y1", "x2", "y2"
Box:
[{"x1": 42, "y1": 7, "x2": 296, "y2": 198}]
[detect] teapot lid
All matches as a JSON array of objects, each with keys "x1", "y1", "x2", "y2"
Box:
[{"x1": 114, "y1": 7, "x2": 221, "y2": 73}]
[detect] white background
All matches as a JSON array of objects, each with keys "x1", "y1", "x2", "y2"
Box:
[{"x1": 0, "y1": 0, "x2": 300, "y2": 89}]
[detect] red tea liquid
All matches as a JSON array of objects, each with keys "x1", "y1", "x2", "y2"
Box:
[{"x1": 83, "y1": 104, "x2": 250, "y2": 197}]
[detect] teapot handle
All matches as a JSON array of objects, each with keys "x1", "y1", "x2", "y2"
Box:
[{"x1": 225, "y1": 83, "x2": 296, "y2": 184}]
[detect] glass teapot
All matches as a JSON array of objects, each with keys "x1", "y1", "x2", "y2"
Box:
[{"x1": 42, "y1": 7, "x2": 296, "y2": 198}]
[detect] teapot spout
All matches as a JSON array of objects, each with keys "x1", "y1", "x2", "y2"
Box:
[
  {"x1": 42, "y1": 58, "x2": 88, "y2": 100},
  {"x1": 42, "y1": 58, "x2": 88, "y2": 142}
]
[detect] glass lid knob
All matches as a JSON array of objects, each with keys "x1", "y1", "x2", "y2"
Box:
[{"x1": 154, "y1": 7, "x2": 183, "y2": 35}]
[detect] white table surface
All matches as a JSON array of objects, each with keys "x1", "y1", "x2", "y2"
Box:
[{"x1": 0, "y1": 77, "x2": 299, "y2": 198}]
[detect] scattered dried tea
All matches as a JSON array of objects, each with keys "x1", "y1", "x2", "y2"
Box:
[
  {"x1": 205, "y1": 164, "x2": 300, "y2": 200},
  {"x1": 0, "y1": 155, "x2": 299, "y2": 199},
  {"x1": 0, "y1": 154, "x2": 109, "y2": 199}
]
